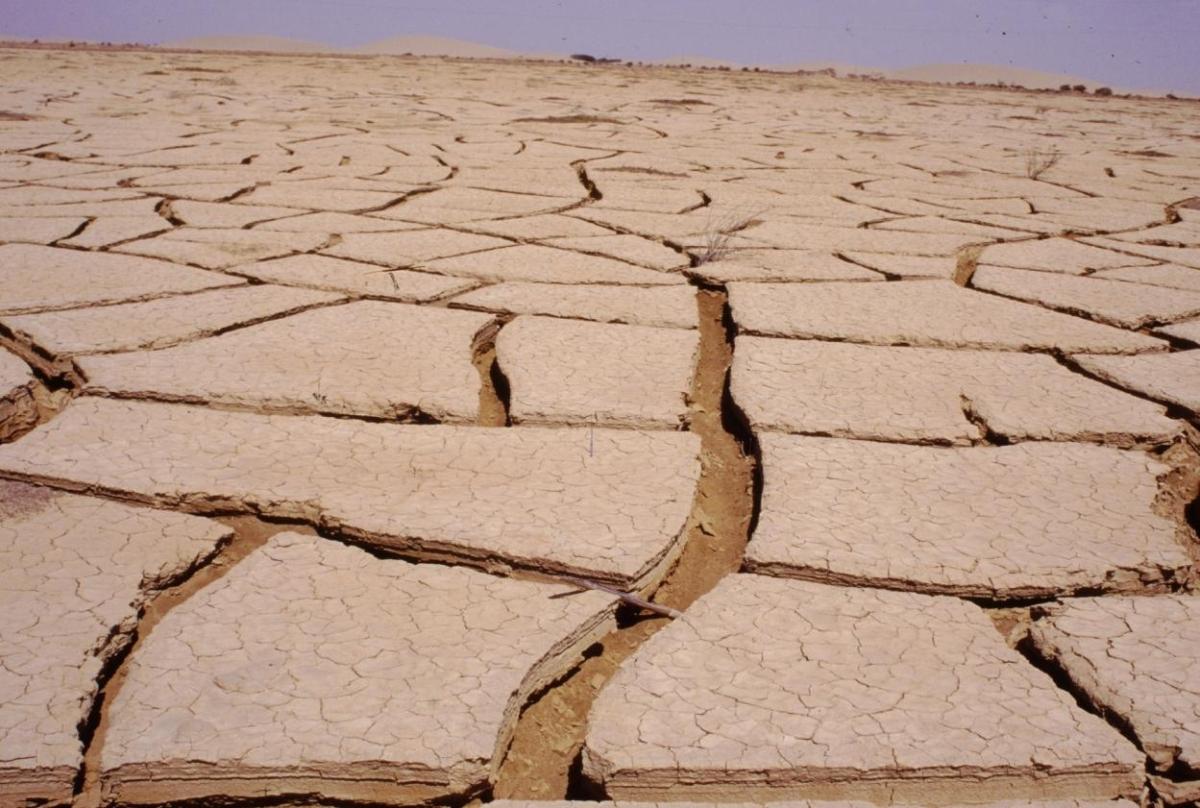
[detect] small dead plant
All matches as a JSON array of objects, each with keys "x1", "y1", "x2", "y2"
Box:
[
  {"x1": 1024, "y1": 146, "x2": 1062, "y2": 180},
  {"x1": 695, "y1": 208, "x2": 764, "y2": 265}
]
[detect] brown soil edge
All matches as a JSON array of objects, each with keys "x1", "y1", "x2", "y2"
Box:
[
  {"x1": 740, "y1": 557, "x2": 1191, "y2": 603},
  {"x1": 1150, "y1": 424, "x2": 1200, "y2": 573},
  {"x1": 490, "y1": 285, "x2": 757, "y2": 799},
  {"x1": 0, "y1": 378, "x2": 44, "y2": 443},
  {"x1": 0, "y1": 767, "x2": 75, "y2": 808},
  {"x1": 0, "y1": 331, "x2": 79, "y2": 443},
  {"x1": 592, "y1": 764, "x2": 1143, "y2": 806}
]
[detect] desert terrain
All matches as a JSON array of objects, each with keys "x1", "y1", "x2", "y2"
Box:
[{"x1": 0, "y1": 45, "x2": 1198, "y2": 808}]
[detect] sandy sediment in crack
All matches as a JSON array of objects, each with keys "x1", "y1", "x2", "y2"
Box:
[
  {"x1": 953, "y1": 243, "x2": 985, "y2": 286},
  {"x1": 472, "y1": 314, "x2": 512, "y2": 427},
  {"x1": 491, "y1": 286, "x2": 757, "y2": 799}
]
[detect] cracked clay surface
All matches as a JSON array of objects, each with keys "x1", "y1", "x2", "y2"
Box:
[
  {"x1": 0, "y1": 397, "x2": 700, "y2": 588},
  {"x1": 100, "y1": 532, "x2": 615, "y2": 805},
  {"x1": 732, "y1": 336, "x2": 1176, "y2": 445},
  {"x1": 745, "y1": 435, "x2": 1189, "y2": 599},
  {"x1": 583, "y1": 575, "x2": 1143, "y2": 804},
  {"x1": 1030, "y1": 596, "x2": 1200, "y2": 781},
  {"x1": 0, "y1": 481, "x2": 228, "y2": 805},
  {"x1": 0, "y1": 44, "x2": 1197, "y2": 808},
  {"x1": 496, "y1": 315, "x2": 700, "y2": 428},
  {"x1": 78, "y1": 301, "x2": 492, "y2": 421}
]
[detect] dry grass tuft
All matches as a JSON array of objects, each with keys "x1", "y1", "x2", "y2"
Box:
[
  {"x1": 695, "y1": 209, "x2": 764, "y2": 265},
  {"x1": 1024, "y1": 146, "x2": 1062, "y2": 180}
]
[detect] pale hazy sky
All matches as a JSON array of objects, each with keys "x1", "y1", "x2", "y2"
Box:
[{"x1": 3, "y1": 0, "x2": 1197, "y2": 93}]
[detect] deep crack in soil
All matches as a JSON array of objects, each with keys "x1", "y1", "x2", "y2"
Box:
[
  {"x1": 488, "y1": 286, "x2": 757, "y2": 800},
  {"x1": 472, "y1": 317, "x2": 513, "y2": 427}
]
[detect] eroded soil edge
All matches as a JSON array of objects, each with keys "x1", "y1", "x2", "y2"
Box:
[{"x1": 489, "y1": 286, "x2": 757, "y2": 800}]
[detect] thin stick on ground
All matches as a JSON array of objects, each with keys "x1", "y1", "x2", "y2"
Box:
[{"x1": 548, "y1": 574, "x2": 684, "y2": 619}]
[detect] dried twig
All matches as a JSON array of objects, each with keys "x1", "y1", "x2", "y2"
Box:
[
  {"x1": 1024, "y1": 146, "x2": 1062, "y2": 180},
  {"x1": 548, "y1": 574, "x2": 683, "y2": 619}
]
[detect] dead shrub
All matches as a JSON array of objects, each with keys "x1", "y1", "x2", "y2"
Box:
[{"x1": 1024, "y1": 146, "x2": 1062, "y2": 180}]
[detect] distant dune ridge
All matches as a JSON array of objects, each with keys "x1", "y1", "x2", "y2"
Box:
[
  {"x1": 163, "y1": 35, "x2": 334, "y2": 53},
  {"x1": 5, "y1": 31, "x2": 1169, "y2": 94},
  {"x1": 161, "y1": 33, "x2": 558, "y2": 60},
  {"x1": 349, "y1": 35, "x2": 518, "y2": 57},
  {"x1": 887, "y1": 63, "x2": 1094, "y2": 90}
]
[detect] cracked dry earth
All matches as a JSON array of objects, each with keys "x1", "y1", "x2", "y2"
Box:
[{"x1": 0, "y1": 47, "x2": 1198, "y2": 808}]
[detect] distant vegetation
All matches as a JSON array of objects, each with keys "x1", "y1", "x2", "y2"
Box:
[{"x1": 570, "y1": 53, "x2": 620, "y2": 64}]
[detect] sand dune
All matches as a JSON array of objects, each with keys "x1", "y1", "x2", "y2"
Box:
[
  {"x1": 352, "y1": 35, "x2": 529, "y2": 58},
  {"x1": 105, "y1": 32, "x2": 1152, "y2": 92},
  {"x1": 162, "y1": 35, "x2": 333, "y2": 53}
]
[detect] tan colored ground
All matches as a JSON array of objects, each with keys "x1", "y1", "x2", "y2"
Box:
[
  {"x1": 1030, "y1": 597, "x2": 1200, "y2": 792},
  {"x1": 583, "y1": 576, "x2": 1143, "y2": 804},
  {"x1": 0, "y1": 481, "x2": 228, "y2": 805},
  {"x1": 0, "y1": 44, "x2": 1197, "y2": 808}
]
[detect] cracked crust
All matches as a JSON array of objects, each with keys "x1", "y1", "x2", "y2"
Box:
[
  {"x1": 0, "y1": 481, "x2": 229, "y2": 805},
  {"x1": 497, "y1": 315, "x2": 700, "y2": 428},
  {"x1": 978, "y1": 238, "x2": 1159, "y2": 274},
  {"x1": 426, "y1": 244, "x2": 688, "y2": 285},
  {"x1": 728, "y1": 279, "x2": 1165, "y2": 353},
  {"x1": 0, "y1": 397, "x2": 701, "y2": 589},
  {"x1": 79, "y1": 300, "x2": 491, "y2": 421},
  {"x1": 325, "y1": 227, "x2": 510, "y2": 266},
  {"x1": 745, "y1": 436, "x2": 1190, "y2": 599},
  {"x1": 113, "y1": 228, "x2": 327, "y2": 269},
  {"x1": 583, "y1": 575, "x2": 1144, "y2": 804},
  {"x1": 973, "y1": 266, "x2": 1200, "y2": 329},
  {"x1": 2, "y1": 48, "x2": 1199, "y2": 806},
  {"x1": 2, "y1": 284, "x2": 342, "y2": 356},
  {"x1": 1029, "y1": 595, "x2": 1200, "y2": 781},
  {"x1": 1074, "y1": 351, "x2": 1200, "y2": 416},
  {"x1": 0, "y1": 243, "x2": 242, "y2": 315},
  {"x1": 100, "y1": 532, "x2": 618, "y2": 805},
  {"x1": 732, "y1": 336, "x2": 1176, "y2": 445},
  {"x1": 237, "y1": 253, "x2": 479, "y2": 301},
  {"x1": 451, "y1": 281, "x2": 698, "y2": 329}
]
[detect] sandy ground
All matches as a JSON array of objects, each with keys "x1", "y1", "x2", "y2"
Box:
[{"x1": 0, "y1": 46, "x2": 1198, "y2": 808}]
